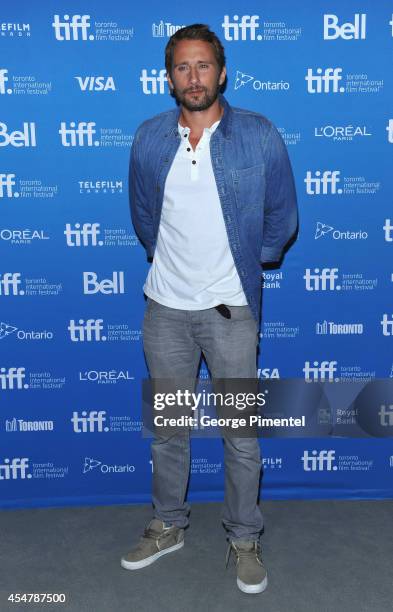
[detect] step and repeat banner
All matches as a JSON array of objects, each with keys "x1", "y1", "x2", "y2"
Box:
[{"x1": 1, "y1": 1, "x2": 392, "y2": 508}]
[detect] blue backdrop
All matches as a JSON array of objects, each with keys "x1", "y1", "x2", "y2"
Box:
[{"x1": 1, "y1": 1, "x2": 392, "y2": 508}]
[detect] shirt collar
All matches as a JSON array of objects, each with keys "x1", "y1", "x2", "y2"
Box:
[{"x1": 177, "y1": 119, "x2": 220, "y2": 138}]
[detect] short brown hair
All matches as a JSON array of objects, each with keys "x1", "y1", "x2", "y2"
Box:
[{"x1": 165, "y1": 24, "x2": 226, "y2": 76}]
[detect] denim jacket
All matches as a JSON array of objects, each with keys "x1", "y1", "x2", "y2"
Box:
[{"x1": 129, "y1": 95, "x2": 298, "y2": 323}]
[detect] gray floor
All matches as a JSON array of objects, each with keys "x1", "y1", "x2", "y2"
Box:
[{"x1": 1, "y1": 499, "x2": 393, "y2": 612}]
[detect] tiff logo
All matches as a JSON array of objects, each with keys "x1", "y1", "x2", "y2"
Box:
[
  {"x1": 64, "y1": 223, "x2": 102, "y2": 247},
  {"x1": 323, "y1": 14, "x2": 366, "y2": 40},
  {"x1": 140, "y1": 69, "x2": 167, "y2": 95},
  {"x1": 83, "y1": 271, "x2": 125, "y2": 294},
  {"x1": 0, "y1": 68, "x2": 12, "y2": 95},
  {"x1": 387, "y1": 119, "x2": 393, "y2": 143},
  {"x1": 59, "y1": 122, "x2": 99, "y2": 147},
  {"x1": 303, "y1": 361, "x2": 338, "y2": 381},
  {"x1": 0, "y1": 273, "x2": 24, "y2": 296},
  {"x1": 71, "y1": 410, "x2": 108, "y2": 432},
  {"x1": 304, "y1": 268, "x2": 340, "y2": 291},
  {"x1": 383, "y1": 219, "x2": 393, "y2": 242},
  {"x1": 0, "y1": 174, "x2": 17, "y2": 198},
  {"x1": 68, "y1": 319, "x2": 106, "y2": 342},
  {"x1": 0, "y1": 367, "x2": 28, "y2": 389},
  {"x1": 0, "y1": 122, "x2": 36, "y2": 147},
  {"x1": 379, "y1": 405, "x2": 393, "y2": 426},
  {"x1": 389, "y1": 15, "x2": 393, "y2": 37},
  {"x1": 0, "y1": 457, "x2": 31, "y2": 479},
  {"x1": 52, "y1": 15, "x2": 94, "y2": 41},
  {"x1": 222, "y1": 15, "x2": 260, "y2": 41},
  {"x1": 302, "y1": 450, "x2": 337, "y2": 471},
  {"x1": 305, "y1": 68, "x2": 344, "y2": 93},
  {"x1": 305, "y1": 170, "x2": 342, "y2": 195},
  {"x1": 381, "y1": 314, "x2": 393, "y2": 336}
]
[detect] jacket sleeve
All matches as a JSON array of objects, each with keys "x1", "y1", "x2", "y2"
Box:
[
  {"x1": 129, "y1": 129, "x2": 155, "y2": 258},
  {"x1": 261, "y1": 123, "x2": 298, "y2": 263}
]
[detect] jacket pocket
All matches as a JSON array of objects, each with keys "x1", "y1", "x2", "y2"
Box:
[{"x1": 231, "y1": 164, "x2": 265, "y2": 210}]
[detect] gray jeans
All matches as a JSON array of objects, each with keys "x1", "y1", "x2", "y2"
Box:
[{"x1": 143, "y1": 297, "x2": 263, "y2": 542}]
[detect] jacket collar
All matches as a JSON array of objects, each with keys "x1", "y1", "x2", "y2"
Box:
[{"x1": 165, "y1": 94, "x2": 232, "y2": 140}]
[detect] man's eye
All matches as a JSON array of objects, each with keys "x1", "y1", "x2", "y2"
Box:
[
  {"x1": 199, "y1": 64, "x2": 209, "y2": 69},
  {"x1": 177, "y1": 65, "x2": 188, "y2": 72}
]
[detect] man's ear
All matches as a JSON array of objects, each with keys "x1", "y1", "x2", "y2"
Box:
[
  {"x1": 167, "y1": 72, "x2": 174, "y2": 91},
  {"x1": 219, "y1": 66, "x2": 226, "y2": 86}
]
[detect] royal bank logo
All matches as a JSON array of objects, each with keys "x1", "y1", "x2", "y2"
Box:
[
  {"x1": 323, "y1": 14, "x2": 366, "y2": 40},
  {"x1": 305, "y1": 170, "x2": 342, "y2": 195},
  {"x1": 387, "y1": 119, "x2": 393, "y2": 144},
  {"x1": 234, "y1": 70, "x2": 289, "y2": 91},
  {"x1": 384, "y1": 219, "x2": 393, "y2": 242},
  {"x1": 304, "y1": 268, "x2": 340, "y2": 291},
  {"x1": 302, "y1": 450, "x2": 337, "y2": 471},
  {"x1": 0, "y1": 457, "x2": 31, "y2": 479},
  {"x1": 0, "y1": 122, "x2": 36, "y2": 147},
  {"x1": 305, "y1": 68, "x2": 344, "y2": 93},
  {"x1": 0, "y1": 322, "x2": 17, "y2": 339},
  {"x1": 151, "y1": 21, "x2": 185, "y2": 37},
  {"x1": 59, "y1": 122, "x2": 99, "y2": 147},
  {"x1": 315, "y1": 222, "x2": 367, "y2": 241},
  {"x1": 52, "y1": 15, "x2": 94, "y2": 41},
  {"x1": 140, "y1": 69, "x2": 167, "y2": 95},
  {"x1": 222, "y1": 15, "x2": 261, "y2": 41}
]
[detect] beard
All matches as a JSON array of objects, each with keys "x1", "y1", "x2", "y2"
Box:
[{"x1": 171, "y1": 78, "x2": 221, "y2": 112}]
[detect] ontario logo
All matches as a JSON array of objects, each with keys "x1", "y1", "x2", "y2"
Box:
[
  {"x1": 315, "y1": 222, "x2": 368, "y2": 240},
  {"x1": 234, "y1": 70, "x2": 289, "y2": 91},
  {"x1": 0, "y1": 322, "x2": 17, "y2": 339},
  {"x1": 83, "y1": 457, "x2": 135, "y2": 474}
]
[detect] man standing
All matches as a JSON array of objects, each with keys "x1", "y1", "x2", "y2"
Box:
[{"x1": 122, "y1": 24, "x2": 297, "y2": 594}]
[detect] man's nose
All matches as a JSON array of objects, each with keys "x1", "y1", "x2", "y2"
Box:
[{"x1": 188, "y1": 66, "x2": 199, "y2": 83}]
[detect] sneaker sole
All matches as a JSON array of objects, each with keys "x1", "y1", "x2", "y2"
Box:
[
  {"x1": 120, "y1": 540, "x2": 184, "y2": 570},
  {"x1": 237, "y1": 574, "x2": 268, "y2": 594}
]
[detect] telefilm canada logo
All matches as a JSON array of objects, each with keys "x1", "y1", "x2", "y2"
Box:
[{"x1": 0, "y1": 21, "x2": 31, "y2": 38}]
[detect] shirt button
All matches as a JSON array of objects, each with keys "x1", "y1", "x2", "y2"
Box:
[
  {"x1": 187, "y1": 147, "x2": 191, "y2": 152},
  {"x1": 184, "y1": 134, "x2": 188, "y2": 138},
  {"x1": 192, "y1": 160, "x2": 196, "y2": 165}
]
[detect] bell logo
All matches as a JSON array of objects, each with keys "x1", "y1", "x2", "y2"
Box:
[
  {"x1": 64, "y1": 223, "x2": 102, "y2": 247},
  {"x1": 323, "y1": 14, "x2": 366, "y2": 40},
  {"x1": 75, "y1": 76, "x2": 116, "y2": 92},
  {"x1": 302, "y1": 450, "x2": 337, "y2": 471},
  {"x1": 303, "y1": 361, "x2": 338, "y2": 381},
  {"x1": 0, "y1": 122, "x2": 36, "y2": 147},
  {"x1": 68, "y1": 319, "x2": 105, "y2": 342},
  {"x1": 0, "y1": 457, "x2": 31, "y2": 479},
  {"x1": 381, "y1": 314, "x2": 393, "y2": 336},
  {"x1": 305, "y1": 68, "x2": 344, "y2": 93},
  {"x1": 305, "y1": 170, "x2": 342, "y2": 194},
  {"x1": 0, "y1": 68, "x2": 12, "y2": 95},
  {"x1": 222, "y1": 15, "x2": 260, "y2": 41},
  {"x1": 52, "y1": 15, "x2": 94, "y2": 41},
  {"x1": 304, "y1": 268, "x2": 340, "y2": 291},
  {"x1": 71, "y1": 410, "x2": 108, "y2": 433},
  {"x1": 0, "y1": 367, "x2": 28, "y2": 389},
  {"x1": 0, "y1": 174, "x2": 18, "y2": 198},
  {"x1": 140, "y1": 69, "x2": 167, "y2": 95},
  {"x1": 59, "y1": 122, "x2": 98, "y2": 147},
  {"x1": 83, "y1": 272, "x2": 125, "y2": 295}
]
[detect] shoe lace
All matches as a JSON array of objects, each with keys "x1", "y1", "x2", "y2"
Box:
[{"x1": 225, "y1": 541, "x2": 262, "y2": 569}]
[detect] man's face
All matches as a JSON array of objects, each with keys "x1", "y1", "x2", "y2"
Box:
[{"x1": 167, "y1": 39, "x2": 226, "y2": 112}]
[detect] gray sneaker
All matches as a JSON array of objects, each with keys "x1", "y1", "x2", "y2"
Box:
[
  {"x1": 121, "y1": 519, "x2": 184, "y2": 570},
  {"x1": 226, "y1": 540, "x2": 268, "y2": 594}
]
